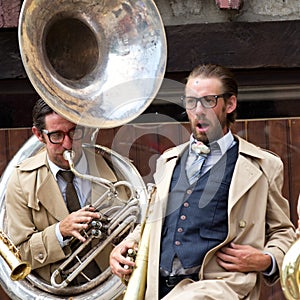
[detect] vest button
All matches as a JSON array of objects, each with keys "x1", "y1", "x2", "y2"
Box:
[
  {"x1": 175, "y1": 240, "x2": 181, "y2": 246},
  {"x1": 180, "y1": 215, "x2": 186, "y2": 221},
  {"x1": 177, "y1": 227, "x2": 183, "y2": 233},
  {"x1": 183, "y1": 202, "x2": 189, "y2": 207},
  {"x1": 186, "y1": 189, "x2": 192, "y2": 195}
]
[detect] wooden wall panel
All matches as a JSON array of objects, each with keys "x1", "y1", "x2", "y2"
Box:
[
  {"x1": 288, "y1": 119, "x2": 300, "y2": 225},
  {"x1": 246, "y1": 120, "x2": 268, "y2": 148},
  {"x1": 267, "y1": 120, "x2": 290, "y2": 206}
]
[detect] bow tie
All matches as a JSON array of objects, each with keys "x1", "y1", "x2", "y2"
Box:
[{"x1": 191, "y1": 141, "x2": 210, "y2": 155}]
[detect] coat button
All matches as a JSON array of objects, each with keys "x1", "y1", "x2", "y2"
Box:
[
  {"x1": 186, "y1": 189, "x2": 192, "y2": 195},
  {"x1": 38, "y1": 253, "x2": 44, "y2": 259},
  {"x1": 175, "y1": 240, "x2": 181, "y2": 246},
  {"x1": 180, "y1": 215, "x2": 186, "y2": 221},
  {"x1": 183, "y1": 202, "x2": 189, "y2": 208},
  {"x1": 177, "y1": 227, "x2": 183, "y2": 233},
  {"x1": 239, "y1": 220, "x2": 247, "y2": 228}
]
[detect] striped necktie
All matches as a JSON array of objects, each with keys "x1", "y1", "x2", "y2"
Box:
[
  {"x1": 186, "y1": 153, "x2": 207, "y2": 184},
  {"x1": 186, "y1": 141, "x2": 210, "y2": 184}
]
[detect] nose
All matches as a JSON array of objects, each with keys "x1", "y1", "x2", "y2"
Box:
[
  {"x1": 61, "y1": 134, "x2": 73, "y2": 149},
  {"x1": 194, "y1": 100, "x2": 206, "y2": 114}
]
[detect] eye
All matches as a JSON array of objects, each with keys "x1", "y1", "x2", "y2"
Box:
[
  {"x1": 203, "y1": 96, "x2": 216, "y2": 106},
  {"x1": 51, "y1": 132, "x2": 64, "y2": 140},
  {"x1": 185, "y1": 97, "x2": 196, "y2": 105}
]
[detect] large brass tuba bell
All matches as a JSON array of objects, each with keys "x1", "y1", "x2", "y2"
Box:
[
  {"x1": 19, "y1": 0, "x2": 166, "y2": 128},
  {"x1": 0, "y1": 0, "x2": 167, "y2": 299}
]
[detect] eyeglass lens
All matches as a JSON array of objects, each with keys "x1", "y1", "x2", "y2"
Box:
[
  {"x1": 184, "y1": 95, "x2": 218, "y2": 109},
  {"x1": 46, "y1": 128, "x2": 83, "y2": 143}
]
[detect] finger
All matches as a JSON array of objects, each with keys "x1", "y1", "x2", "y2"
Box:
[
  {"x1": 111, "y1": 260, "x2": 134, "y2": 277},
  {"x1": 71, "y1": 230, "x2": 87, "y2": 242},
  {"x1": 216, "y1": 250, "x2": 237, "y2": 264}
]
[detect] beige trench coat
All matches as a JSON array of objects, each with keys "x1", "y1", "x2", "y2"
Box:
[
  {"x1": 129, "y1": 135, "x2": 296, "y2": 300},
  {"x1": 6, "y1": 147, "x2": 119, "y2": 283}
]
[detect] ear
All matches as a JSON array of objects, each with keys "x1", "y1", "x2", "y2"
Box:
[
  {"x1": 226, "y1": 95, "x2": 237, "y2": 114},
  {"x1": 32, "y1": 126, "x2": 45, "y2": 143}
]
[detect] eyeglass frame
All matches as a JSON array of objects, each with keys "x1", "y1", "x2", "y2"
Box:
[
  {"x1": 42, "y1": 127, "x2": 84, "y2": 144},
  {"x1": 181, "y1": 93, "x2": 232, "y2": 110}
]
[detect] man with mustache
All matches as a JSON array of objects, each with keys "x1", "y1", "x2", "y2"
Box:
[
  {"x1": 110, "y1": 64, "x2": 296, "y2": 299},
  {"x1": 5, "y1": 98, "x2": 123, "y2": 285}
]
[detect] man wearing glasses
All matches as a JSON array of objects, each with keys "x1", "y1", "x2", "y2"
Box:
[
  {"x1": 5, "y1": 98, "x2": 121, "y2": 285},
  {"x1": 110, "y1": 64, "x2": 296, "y2": 299}
]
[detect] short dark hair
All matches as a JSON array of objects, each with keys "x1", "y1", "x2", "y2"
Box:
[
  {"x1": 32, "y1": 99, "x2": 54, "y2": 131},
  {"x1": 188, "y1": 64, "x2": 238, "y2": 126}
]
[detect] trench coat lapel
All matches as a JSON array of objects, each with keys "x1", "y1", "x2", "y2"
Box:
[
  {"x1": 228, "y1": 155, "x2": 262, "y2": 212},
  {"x1": 153, "y1": 143, "x2": 188, "y2": 218},
  {"x1": 228, "y1": 136, "x2": 265, "y2": 212},
  {"x1": 37, "y1": 171, "x2": 69, "y2": 221}
]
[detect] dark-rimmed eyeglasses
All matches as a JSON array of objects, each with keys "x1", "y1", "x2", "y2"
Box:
[
  {"x1": 181, "y1": 94, "x2": 231, "y2": 110},
  {"x1": 42, "y1": 127, "x2": 84, "y2": 144}
]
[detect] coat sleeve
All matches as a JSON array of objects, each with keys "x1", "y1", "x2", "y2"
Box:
[
  {"x1": 261, "y1": 154, "x2": 297, "y2": 284},
  {"x1": 5, "y1": 167, "x2": 69, "y2": 270}
]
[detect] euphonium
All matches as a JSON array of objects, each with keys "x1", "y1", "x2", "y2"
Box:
[
  {"x1": 123, "y1": 184, "x2": 157, "y2": 300},
  {"x1": 0, "y1": 229, "x2": 31, "y2": 281},
  {"x1": 50, "y1": 148, "x2": 141, "y2": 289},
  {"x1": 281, "y1": 238, "x2": 300, "y2": 300}
]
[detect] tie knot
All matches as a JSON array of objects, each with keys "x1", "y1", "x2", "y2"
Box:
[
  {"x1": 191, "y1": 141, "x2": 210, "y2": 155},
  {"x1": 59, "y1": 170, "x2": 74, "y2": 183}
]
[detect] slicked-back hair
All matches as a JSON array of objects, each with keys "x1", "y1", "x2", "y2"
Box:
[
  {"x1": 32, "y1": 99, "x2": 54, "y2": 132},
  {"x1": 187, "y1": 64, "x2": 238, "y2": 127}
]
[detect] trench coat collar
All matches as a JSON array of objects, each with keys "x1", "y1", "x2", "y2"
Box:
[
  {"x1": 18, "y1": 147, "x2": 119, "y2": 221},
  {"x1": 20, "y1": 149, "x2": 70, "y2": 221}
]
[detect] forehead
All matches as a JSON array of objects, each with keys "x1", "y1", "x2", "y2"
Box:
[
  {"x1": 44, "y1": 112, "x2": 76, "y2": 131},
  {"x1": 186, "y1": 77, "x2": 223, "y2": 96}
]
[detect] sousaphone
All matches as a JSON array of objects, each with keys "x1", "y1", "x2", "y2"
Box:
[{"x1": 0, "y1": 0, "x2": 167, "y2": 299}]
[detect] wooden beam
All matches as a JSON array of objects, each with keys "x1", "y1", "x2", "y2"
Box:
[
  {"x1": 0, "y1": 20, "x2": 300, "y2": 80},
  {"x1": 165, "y1": 20, "x2": 300, "y2": 71},
  {"x1": 0, "y1": 29, "x2": 26, "y2": 79}
]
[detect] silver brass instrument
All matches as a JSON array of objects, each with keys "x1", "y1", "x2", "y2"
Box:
[
  {"x1": 0, "y1": 230, "x2": 31, "y2": 281},
  {"x1": 0, "y1": 0, "x2": 167, "y2": 299},
  {"x1": 50, "y1": 146, "x2": 142, "y2": 290}
]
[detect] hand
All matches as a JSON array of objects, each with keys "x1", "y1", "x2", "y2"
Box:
[
  {"x1": 110, "y1": 240, "x2": 138, "y2": 278},
  {"x1": 215, "y1": 242, "x2": 271, "y2": 273},
  {"x1": 59, "y1": 206, "x2": 100, "y2": 242}
]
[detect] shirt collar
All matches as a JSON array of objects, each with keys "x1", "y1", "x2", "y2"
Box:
[{"x1": 47, "y1": 150, "x2": 88, "y2": 180}]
